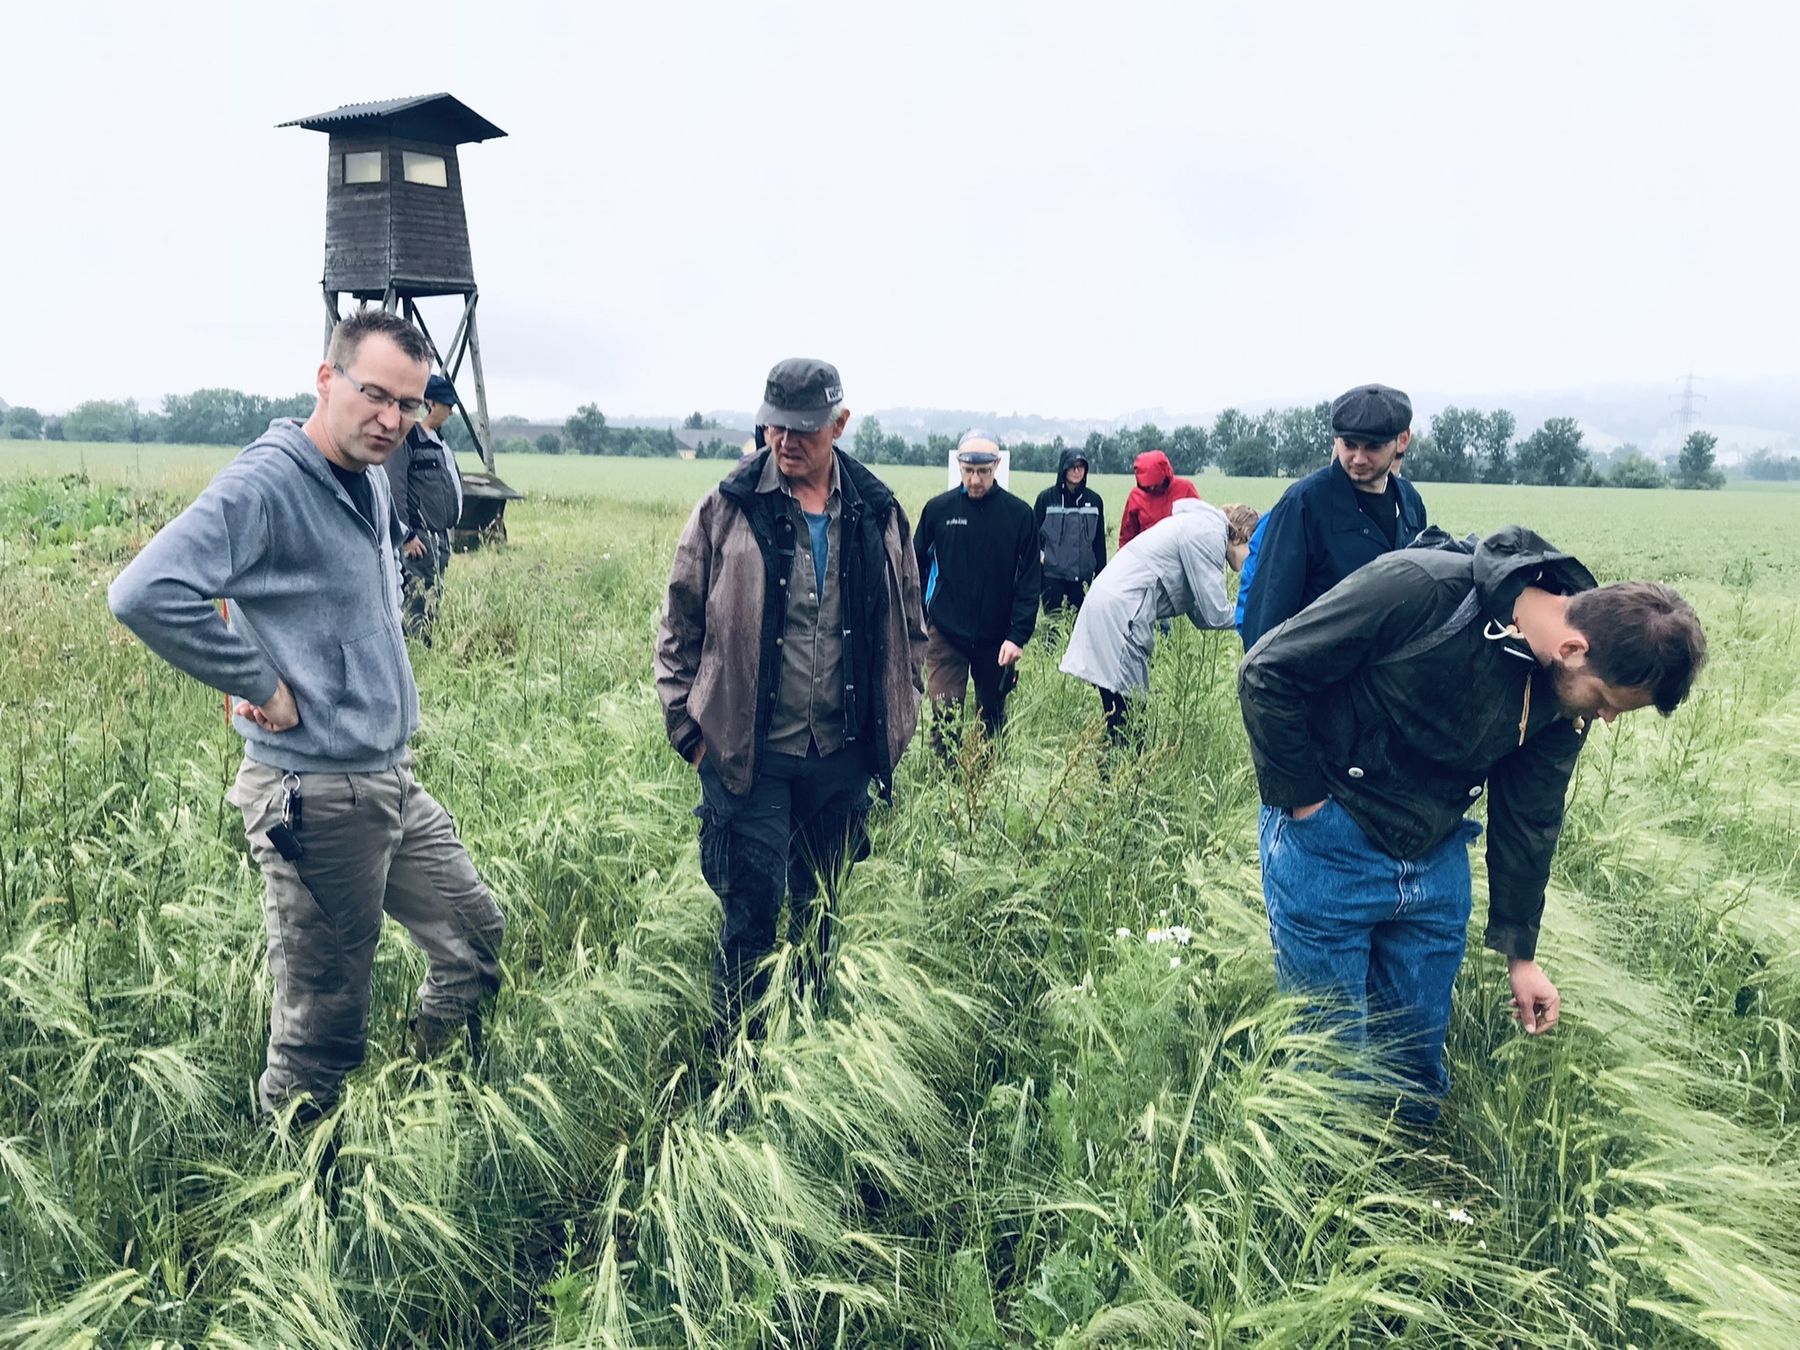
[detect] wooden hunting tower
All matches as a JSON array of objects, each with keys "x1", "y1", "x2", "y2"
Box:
[{"x1": 281, "y1": 93, "x2": 521, "y2": 534}]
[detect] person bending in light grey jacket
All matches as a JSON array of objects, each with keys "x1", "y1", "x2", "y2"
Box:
[
  {"x1": 108, "y1": 309, "x2": 504, "y2": 1122},
  {"x1": 1060, "y1": 499, "x2": 1258, "y2": 742}
]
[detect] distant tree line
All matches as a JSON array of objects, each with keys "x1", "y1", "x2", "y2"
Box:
[
  {"x1": 850, "y1": 405, "x2": 1730, "y2": 490},
  {"x1": 0, "y1": 391, "x2": 1754, "y2": 491},
  {"x1": 851, "y1": 406, "x2": 1335, "y2": 478},
  {"x1": 1404, "y1": 408, "x2": 1724, "y2": 489},
  {"x1": 477, "y1": 406, "x2": 735, "y2": 459},
  {"x1": 1742, "y1": 447, "x2": 1800, "y2": 481},
  {"x1": 2, "y1": 391, "x2": 315, "y2": 445}
]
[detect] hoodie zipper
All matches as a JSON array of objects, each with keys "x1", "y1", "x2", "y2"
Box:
[{"x1": 326, "y1": 469, "x2": 409, "y2": 658}]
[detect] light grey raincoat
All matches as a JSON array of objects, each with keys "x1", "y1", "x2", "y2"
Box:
[{"x1": 1059, "y1": 499, "x2": 1235, "y2": 695}]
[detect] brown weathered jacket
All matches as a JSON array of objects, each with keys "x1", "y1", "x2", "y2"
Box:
[{"x1": 654, "y1": 448, "x2": 926, "y2": 798}]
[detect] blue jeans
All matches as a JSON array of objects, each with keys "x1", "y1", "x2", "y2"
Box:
[{"x1": 1257, "y1": 797, "x2": 1481, "y2": 1115}]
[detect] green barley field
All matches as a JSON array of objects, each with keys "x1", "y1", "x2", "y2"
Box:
[{"x1": 2, "y1": 442, "x2": 1798, "y2": 1347}]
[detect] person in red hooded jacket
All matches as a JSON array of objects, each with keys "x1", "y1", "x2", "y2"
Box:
[{"x1": 1119, "y1": 449, "x2": 1200, "y2": 547}]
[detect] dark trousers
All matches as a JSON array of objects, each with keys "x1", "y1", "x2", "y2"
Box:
[
  {"x1": 1098, "y1": 686, "x2": 1130, "y2": 743},
  {"x1": 925, "y1": 626, "x2": 1017, "y2": 745},
  {"x1": 695, "y1": 747, "x2": 871, "y2": 1041},
  {"x1": 1041, "y1": 577, "x2": 1087, "y2": 614},
  {"x1": 402, "y1": 531, "x2": 451, "y2": 644}
]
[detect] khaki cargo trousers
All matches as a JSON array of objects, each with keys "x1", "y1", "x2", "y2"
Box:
[{"x1": 227, "y1": 752, "x2": 505, "y2": 1115}]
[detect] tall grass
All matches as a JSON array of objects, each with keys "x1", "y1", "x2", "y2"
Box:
[{"x1": 2, "y1": 468, "x2": 1798, "y2": 1346}]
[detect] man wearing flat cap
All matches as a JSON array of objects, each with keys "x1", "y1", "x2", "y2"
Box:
[
  {"x1": 386, "y1": 372, "x2": 465, "y2": 645},
  {"x1": 1236, "y1": 383, "x2": 1429, "y2": 649},
  {"x1": 655, "y1": 358, "x2": 926, "y2": 1050},
  {"x1": 913, "y1": 432, "x2": 1042, "y2": 749}
]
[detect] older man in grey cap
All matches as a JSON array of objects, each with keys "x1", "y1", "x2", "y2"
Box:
[
  {"x1": 387, "y1": 372, "x2": 465, "y2": 645},
  {"x1": 1236, "y1": 383, "x2": 1430, "y2": 649},
  {"x1": 913, "y1": 432, "x2": 1042, "y2": 749},
  {"x1": 655, "y1": 358, "x2": 926, "y2": 1050}
]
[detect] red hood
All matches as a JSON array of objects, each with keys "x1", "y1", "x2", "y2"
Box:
[{"x1": 1133, "y1": 449, "x2": 1173, "y2": 491}]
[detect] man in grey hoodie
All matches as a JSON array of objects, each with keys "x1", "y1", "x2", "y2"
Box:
[{"x1": 109, "y1": 309, "x2": 505, "y2": 1120}]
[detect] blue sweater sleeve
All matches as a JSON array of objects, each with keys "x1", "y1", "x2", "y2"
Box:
[{"x1": 108, "y1": 463, "x2": 283, "y2": 704}]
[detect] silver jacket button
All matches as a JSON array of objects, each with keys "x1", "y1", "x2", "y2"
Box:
[
  {"x1": 1347, "y1": 766, "x2": 1365, "y2": 779},
  {"x1": 1469, "y1": 785, "x2": 1483, "y2": 798}
]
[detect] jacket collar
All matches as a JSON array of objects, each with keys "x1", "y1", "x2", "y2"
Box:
[{"x1": 722, "y1": 446, "x2": 888, "y2": 516}]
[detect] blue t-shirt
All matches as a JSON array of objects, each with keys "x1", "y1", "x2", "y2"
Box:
[{"x1": 803, "y1": 510, "x2": 830, "y2": 593}]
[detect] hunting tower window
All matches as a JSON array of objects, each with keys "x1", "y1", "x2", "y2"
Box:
[
  {"x1": 343, "y1": 151, "x2": 383, "y2": 184},
  {"x1": 402, "y1": 152, "x2": 448, "y2": 187}
]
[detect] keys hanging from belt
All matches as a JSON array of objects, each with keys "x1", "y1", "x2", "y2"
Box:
[{"x1": 266, "y1": 772, "x2": 304, "y2": 861}]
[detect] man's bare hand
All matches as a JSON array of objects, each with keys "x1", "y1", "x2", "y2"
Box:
[
  {"x1": 997, "y1": 640, "x2": 1025, "y2": 667},
  {"x1": 235, "y1": 678, "x2": 299, "y2": 732},
  {"x1": 403, "y1": 536, "x2": 427, "y2": 558},
  {"x1": 689, "y1": 743, "x2": 707, "y2": 768},
  {"x1": 1508, "y1": 958, "x2": 1561, "y2": 1034},
  {"x1": 1291, "y1": 799, "x2": 1327, "y2": 820}
]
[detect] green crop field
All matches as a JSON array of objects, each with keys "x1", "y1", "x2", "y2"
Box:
[{"x1": 3, "y1": 443, "x2": 1798, "y2": 1347}]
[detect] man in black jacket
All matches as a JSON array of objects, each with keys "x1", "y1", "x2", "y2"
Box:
[
  {"x1": 1237, "y1": 384, "x2": 1428, "y2": 649},
  {"x1": 387, "y1": 373, "x2": 465, "y2": 644},
  {"x1": 1239, "y1": 528, "x2": 1706, "y2": 1119},
  {"x1": 915, "y1": 433, "x2": 1041, "y2": 746},
  {"x1": 1033, "y1": 447, "x2": 1107, "y2": 613}
]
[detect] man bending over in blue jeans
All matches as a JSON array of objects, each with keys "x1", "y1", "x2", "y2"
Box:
[{"x1": 1238, "y1": 527, "x2": 1706, "y2": 1120}]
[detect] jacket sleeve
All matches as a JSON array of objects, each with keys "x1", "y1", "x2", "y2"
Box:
[
  {"x1": 107, "y1": 464, "x2": 283, "y2": 705},
  {"x1": 1091, "y1": 491, "x2": 1108, "y2": 573},
  {"x1": 1482, "y1": 716, "x2": 1586, "y2": 961},
  {"x1": 1119, "y1": 499, "x2": 1140, "y2": 549},
  {"x1": 389, "y1": 434, "x2": 419, "y2": 537},
  {"x1": 653, "y1": 496, "x2": 714, "y2": 762},
  {"x1": 912, "y1": 501, "x2": 937, "y2": 619},
  {"x1": 1234, "y1": 514, "x2": 1267, "y2": 643},
  {"x1": 1237, "y1": 557, "x2": 1439, "y2": 809},
  {"x1": 1184, "y1": 525, "x2": 1235, "y2": 630},
  {"x1": 889, "y1": 504, "x2": 927, "y2": 688},
  {"x1": 1033, "y1": 488, "x2": 1050, "y2": 535},
  {"x1": 1236, "y1": 493, "x2": 1309, "y2": 650},
  {"x1": 1009, "y1": 505, "x2": 1042, "y2": 646}
]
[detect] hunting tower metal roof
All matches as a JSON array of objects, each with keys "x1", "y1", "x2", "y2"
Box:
[{"x1": 279, "y1": 93, "x2": 506, "y2": 145}]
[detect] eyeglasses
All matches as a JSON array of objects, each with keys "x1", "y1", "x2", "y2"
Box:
[{"x1": 334, "y1": 365, "x2": 427, "y2": 418}]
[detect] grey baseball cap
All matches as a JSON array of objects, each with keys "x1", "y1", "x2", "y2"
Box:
[
  {"x1": 1331, "y1": 384, "x2": 1412, "y2": 442},
  {"x1": 757, "y1": 357, "x2": 844, "y2": 432}
]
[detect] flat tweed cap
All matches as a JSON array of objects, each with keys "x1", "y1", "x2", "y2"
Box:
[{"x1": 1331, "y1": 384, "x2": 1412, "y2": 441}]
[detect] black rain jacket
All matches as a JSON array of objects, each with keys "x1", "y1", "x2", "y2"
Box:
[
  {"x1": 1238, "y1": 526, "x2": 1597, "y2": 961},
  {"x1": 914, "y1": 484, "x2": 1041, "y2": 649},
  {"x1": 1033, "y1": 448, "x2": 1107, "y2": 582}
]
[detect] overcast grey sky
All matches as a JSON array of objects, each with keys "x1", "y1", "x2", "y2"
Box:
[{"x1": 3, "y1": 0, "x2": 1793, "y2": 421}]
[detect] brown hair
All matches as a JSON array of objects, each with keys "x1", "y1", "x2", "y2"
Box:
[
  {"x1": 1220, "y1": 503, "x2": 1260, "y2": 548},
  {"x1": 326, "y1": 308, "x2": 432, "y2": 371},
  {"x1": 1566, "y1": 581, "x2": 1707, "y2": 715}
]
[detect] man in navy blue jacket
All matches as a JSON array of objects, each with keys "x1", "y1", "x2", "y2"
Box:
[{"x1": 1237, "y1": 384, "x2": 1429, "y2": 649}]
